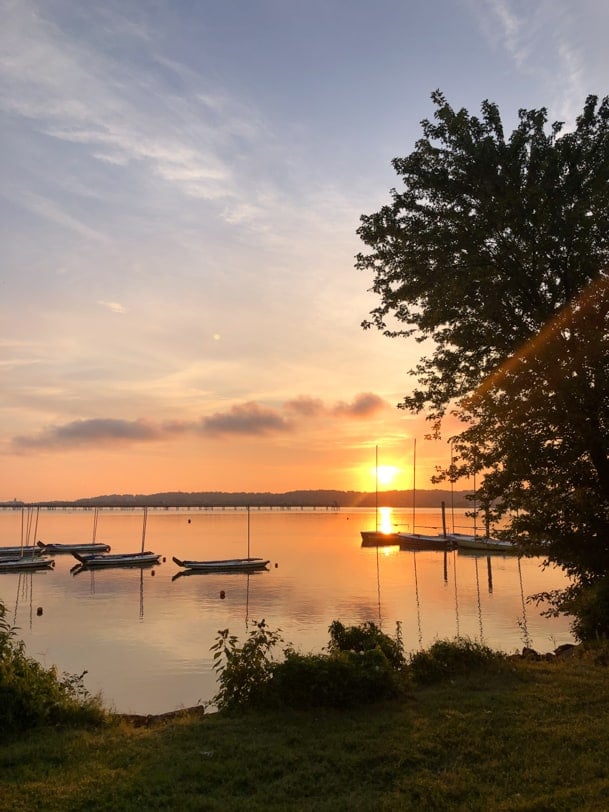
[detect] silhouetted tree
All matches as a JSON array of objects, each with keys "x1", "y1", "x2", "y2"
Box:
[{"x1": 357, "y1": 91, "x2": 609, "y2": 637}]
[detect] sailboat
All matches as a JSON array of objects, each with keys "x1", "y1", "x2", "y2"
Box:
[
  {"x1": 445, "y1": 465, "x2": 519, "y2": 553},
  {"x1": 360, "y1": 446, "x2": 401, "y2": 545},
  {"x1": 0, "y1": 506, "x2": 56, "y2": 571},
  {"x1": 173, "y1": 506, "x2": 270, "y2": 575},
  {"x1": 397, "y1": 439, "x2": 452, "y2": 550},
  {"x1": 71, "y1": 507, "x2": 160, "y2": 569},
  {"x1": 38, "y1": 508, "x2": 111, "y2": 554}
]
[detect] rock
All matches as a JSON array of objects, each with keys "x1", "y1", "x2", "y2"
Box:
[{"x1": 554, "y1": 643, "x2": 578, "y2": 658}]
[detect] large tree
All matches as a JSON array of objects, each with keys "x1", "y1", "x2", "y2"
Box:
[{"x1": 357, "y1": 91, "x2": 609, "y2": 638}]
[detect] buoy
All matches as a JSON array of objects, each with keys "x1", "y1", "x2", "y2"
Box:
[
  {"x1": 37, "y1": 607, "x2": 43, "y2": 616},
  {"x1": 220, "y1": 590, "x2": 226, "y2": 599}
]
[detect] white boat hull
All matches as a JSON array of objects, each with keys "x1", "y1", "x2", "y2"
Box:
[
  {"x1": 448, "y1": 533, "x2": 519, "y2": 553},
  {"x1": 172, "y1": 556, "x2": 270, "y2": 573}
]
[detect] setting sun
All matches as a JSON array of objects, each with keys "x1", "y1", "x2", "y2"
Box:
[{"x1": 376, "y1": 465, "x2": 399, "y2": 487}]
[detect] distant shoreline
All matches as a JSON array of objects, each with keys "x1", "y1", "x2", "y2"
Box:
[{"x1": 0, "y1": 488, "x2": 474, "y2": 510}]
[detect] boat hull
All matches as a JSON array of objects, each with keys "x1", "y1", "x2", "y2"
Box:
[
  {"x1": 360, "y1": 531, "x2": 401, "y2": 545},
  {"x1": 0, "y1": 557, "x2": 55, "y2": 572},
  {"x1": 72, "y1": 551, "x2": 161, "y2": 568},
  {"x1": 172, "y1": 556, "x2": 270, "y2": 572},
  {"x1": 0, "y1": 545, "x2": 43, "y2": 558},
  {"x1": 449, "y1": 533, "x2": 520, "y2": 554},
  {"x1": 38, "y1": 541, "x2": 112, "y2": 554},
  {"x1": 398, "y1": 533, "x2": 454, "y2": 551}
]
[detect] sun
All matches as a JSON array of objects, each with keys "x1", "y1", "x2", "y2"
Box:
[{"x1": 376, "y1": 465, "x2": 399, "y2": 487}]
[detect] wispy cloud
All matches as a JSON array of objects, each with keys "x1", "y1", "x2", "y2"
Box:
[
  {"x1": 15, "y1": 191, "x2": 107, "y2": 240},
  {"x1": 98, "y1": 300, "x2": 127, "y2": 314},
  {"x1": 475, "y1": 0, "x2": 590, "y2": 120},
  {"x1": 0, "y1": 0, "x2": 273, "y2": 219}
]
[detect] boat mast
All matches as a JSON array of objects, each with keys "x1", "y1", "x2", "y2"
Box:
[
  {"x1": 412, "y1": 438, "x2": 417, "y2": 534},
  {"x1": 141, "y1": 506, "x2": 148, "y2": 553},
  {"x1": 375, "y1": 445, "x2": 379, "y2": 532},
  {"x1": 247, "y1": 505, "x2": 251, "y2": 559}
]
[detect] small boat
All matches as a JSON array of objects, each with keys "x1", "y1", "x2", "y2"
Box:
[
  {"x1": 0, "y1": 545, "x2": 43, "y2": 558},
  {"x1": 448, "y1": 533, "x2": 520, "y2": 554},
  {"x1": 398, "y1": 532, "x2": 454, "y2": 550},
  {"x1": 37, "y1": 540, "x2": 112, "y2": 554},
  {"x1": 360, "y1": 530, "x2": 401, "y2": 546},
  {"x1": 0, "y1": 556, "x2": 55, "y2": 572},
  {"x1": 71, "y1": 551, "x2": 161, "y2": 568},
  {"x1": 172, "y1": 556, "x2": 270, "y2": 573}
]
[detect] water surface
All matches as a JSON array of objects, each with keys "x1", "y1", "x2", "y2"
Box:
[{"x1": 0, "y1": 507, "x2": 573, "y2": 714}]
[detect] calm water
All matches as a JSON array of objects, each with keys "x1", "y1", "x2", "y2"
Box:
[{"x1": 0, "y1": 507, "x2": 573, "y2": 715}]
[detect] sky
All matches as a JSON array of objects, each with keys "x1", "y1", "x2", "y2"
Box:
[{"x1": 1, "y1": 0, "x2": 608, "y2": 501}]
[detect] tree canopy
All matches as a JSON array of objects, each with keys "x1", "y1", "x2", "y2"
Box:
[{"x1": 357, "y1": 91, "x2": 609, "y2": 636}]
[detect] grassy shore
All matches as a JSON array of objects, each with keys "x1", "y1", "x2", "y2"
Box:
[{"x1": 2, "y1": 649, "x2": 609, "y2": 811}]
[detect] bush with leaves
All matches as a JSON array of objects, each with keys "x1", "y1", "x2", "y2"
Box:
[
  {"x1": 211, "y1": 619, "x2": 284, "y2": 711},
  {"x1": 408, "y1": 638, "x2": 507, "y2": 685},
  {"x1": 269, "y1": 646, "x2": 406, "y2": 708},
  {"x1": 327, "y1": 619, "x2": 405, "y2": 669},
  {"x1": 211, "y1": 619, "x2": 408, "y2": 711},
  {"x1": 549, "y1": 579, "x2": 609, "y2": 642},
  {"x1": 0, "y1": 600, "x2": 105, "y2": 732}
]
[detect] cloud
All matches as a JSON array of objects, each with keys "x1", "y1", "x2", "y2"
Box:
[
  {"x1": 199, "y1": 402, "x2": 291, "y2": 437},
  {"x1": 98, "y1": 300, "x2": 127, "y2": 314},
  {"x1": 16, "y1": 191, "x2": 107, "y2": 240},
  {"x1": 331, "y1": 392, "x2": 389, "y2": 418},
  {"x1": 284, "y1": 396, "x2": 326, "y2": 417},
  {"x1": 285, "y1": 392, "x2": 389, "y2": 419},
  {"x1": 8, "y1": 392, "x2": 390, "y2": 452},
  {"x1": 12, "y1": 418, "x2": 159, "y2": 450}
]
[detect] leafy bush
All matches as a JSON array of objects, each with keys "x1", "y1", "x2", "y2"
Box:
[
  {"x1": 211, "y1": 619, "x2": 408, "y2": 711},
  {"x1": 561, "y1": 579, "x2": 609, "y2": 642},
  {"x1": 269, "y1": 646, "x2": 406, "y2": 708},
  {"x1": 327, "y1": 620, "x2": 405, "y2": 669},
  {"x1": 408, "y1": 638, "x2": 507, "y2": 685},
  {"x1": 211, "y1": 619, "x2": 284, "y2": 710},
  {"x1": 0, "y1": 600, "x2": 105, "y2": 732}
]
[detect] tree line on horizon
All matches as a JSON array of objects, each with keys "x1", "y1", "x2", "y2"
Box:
[{"x1": 1, "y1": 488, "x2": 473, "y2": 510}]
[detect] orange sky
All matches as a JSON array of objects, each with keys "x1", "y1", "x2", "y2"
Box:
[{"x1": 3, "y1": 3, "x2": 604, "y2": 502}]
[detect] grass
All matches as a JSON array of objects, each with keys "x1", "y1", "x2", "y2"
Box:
[{"x1": 2, "y1": 649, "x2": 609, "y2": 810}]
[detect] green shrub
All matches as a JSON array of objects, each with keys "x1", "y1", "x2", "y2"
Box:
[
  {"x1": 211, "y1": 619, "x2": 408, "y2": 711},
  {"x1": 409, "y1": 638, "x2": 507, "y2": 685},
  {"x1": 561, "y1": 579, "x2": 609, "y2": 642},
  {"x1": 211, "y1": 619, "x2": 284, "y2": 710},
  {"x1": 327, "y1": 620, "x2": 405, "y2": 669},
  {"x1": 268, "y1": 646, "x2": 406, "y2": 708},
  {"x1": 0, "y1": 600, "x2": 105, "y2": 732}
]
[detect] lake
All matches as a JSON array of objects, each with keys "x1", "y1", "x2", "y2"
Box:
[{"x1": 0, "y1": 506, "x2": 573, "y2": 715}]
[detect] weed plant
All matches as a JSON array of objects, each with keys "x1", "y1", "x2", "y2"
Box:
[
  {"x1": 408, "y1": 637, "x2": 508, "y2": 684},
  {"x1": 211, "y1": 618, "x2": 408, "y2": 711},
  {"x1": 0, "y1": 600, "x2": 105, "y2": 733}
]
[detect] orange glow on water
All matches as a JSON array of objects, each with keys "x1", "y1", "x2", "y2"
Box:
[{"x1": 378, "y1": 506, "x2": 395, "y2": 533}]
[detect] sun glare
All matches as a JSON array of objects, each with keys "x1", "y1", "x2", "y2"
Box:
[{"x1": 376, "y1": 465, "x2": 399, "y2": 487}]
